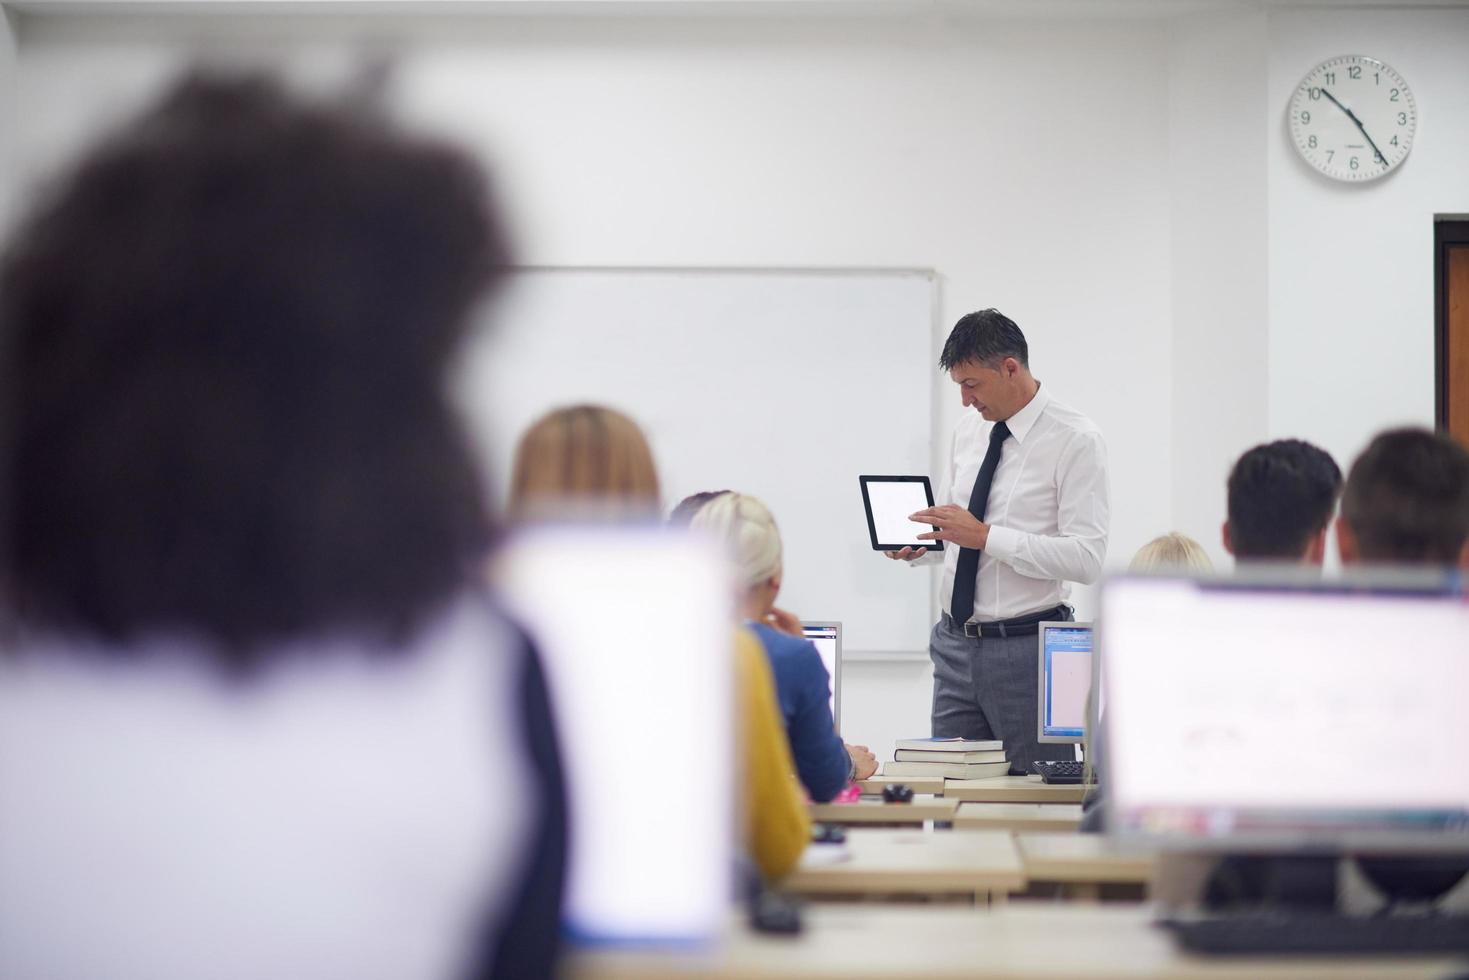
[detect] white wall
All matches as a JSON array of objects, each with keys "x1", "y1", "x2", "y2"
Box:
[
  {"x1": 1267, "y1": 6, "x2": 1469, "y2": 469},
  {"x1": 1165, "y1": 8, "x2": 1270, "y2": 571},
  {"x1": 8, "y1": 13, "x2": 1178, "y2": 601}
]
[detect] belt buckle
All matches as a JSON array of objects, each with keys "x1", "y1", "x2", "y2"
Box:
[
  {"x1": 962, "y1": 622, "x2": 980, "y2": 639},
  {"x1": 997, "y1": 621, "x2": 1009, "y2": 639}
]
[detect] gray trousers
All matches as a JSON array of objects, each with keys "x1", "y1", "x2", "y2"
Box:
[{"x1": 929, "y1": 614, "x2": 1074, "y2": 774}]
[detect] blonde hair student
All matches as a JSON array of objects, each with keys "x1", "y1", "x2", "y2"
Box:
[
  {"x1": 1128, "y1": 531, "x2": 1214, "y2": 574},
  {"x1": 505, "y1": 419, "x2": 807, "y2": 882},
  {"x1": 508, "y1": 404, "x2": 660, "y2": 520},
  {"x1": 691, "y1": 493, "x2": 879, "y2": 796}
]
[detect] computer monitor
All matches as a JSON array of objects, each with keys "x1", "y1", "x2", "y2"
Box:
[
  {"x1": 800, "y1": 621, "x2": 842, "y2": 732},
  {"x1": 497, "y1": 525, "x2": 733, "y2": 942},
  {"x1": 1101, "y1": 571, "x2": 1469, "y2": 853},
  {"x1": 1037, "y1": 621, "x2": 1093, "y2": 744}
]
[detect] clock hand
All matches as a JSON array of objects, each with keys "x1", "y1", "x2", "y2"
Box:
[{"x1": 1320, "y1": 88, "x2": 1389, "y2": 166}]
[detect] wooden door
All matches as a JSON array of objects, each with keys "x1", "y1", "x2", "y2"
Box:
[{"x1": 1435, "y1": 220, "x2": 1469, "y2": 447}]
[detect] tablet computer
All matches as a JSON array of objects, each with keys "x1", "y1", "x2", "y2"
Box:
[{"x1": 859, "y1": 475, "x2": 943, "y2": 552}]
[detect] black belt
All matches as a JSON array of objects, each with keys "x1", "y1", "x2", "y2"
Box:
[{"x1": 944, "y1": 605, "x2": 1071, "y2": 639}]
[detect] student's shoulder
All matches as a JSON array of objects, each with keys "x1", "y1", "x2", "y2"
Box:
[{"x1": 750, "y1": 622, "x2": 822, "y2": 665}]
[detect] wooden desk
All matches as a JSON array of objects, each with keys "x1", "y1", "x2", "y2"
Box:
[
  {"x1": 566, "y1": 903, "x2": 1464, "y2": 979},
  {"x1": 952, "y1": 802, "x2": 1084, "y2": 833},
  {"x1": 808, "y1": 795, "x2": 958, "y2": 825},
  {"x1": 945, "y1": 774, "x2": 1089, "y2": 803},
  {"x1": 1015, "y1": 832, "x2": 1156, "y2": 899},
  {"x1": 857, "y1": 773, "x2": 946, "y2": 795},
  {"x1": 1016, "y1": 832, "x2": 1155, "y2": 886},
  {"x1": 783, "y1": 828, "x2": 1023, "y2": 900}
]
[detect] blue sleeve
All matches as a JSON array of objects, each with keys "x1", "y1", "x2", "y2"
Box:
[{"x1": 783, "y1": 642, "x2": 850, "y2": 803}]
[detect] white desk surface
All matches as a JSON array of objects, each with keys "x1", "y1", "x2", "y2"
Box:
[
  {"x1": 783, "y1": 828, "x2": 1024, "y2": 898},
  {"x1": 944, "y1": 774, "x2": 1089, "y2": 803},
  {"x1": 565, "y1": 903, "x2": 1464, "y2": 979},
  {"x1": 952, "y1": 802, "x2": 1085, "y2": 833},
  {"x1": 808, "y1": 795, "x2": 958, "y2": 824}
]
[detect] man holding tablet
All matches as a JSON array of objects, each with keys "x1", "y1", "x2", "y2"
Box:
[{"x1": 888, "y1": 309, "x2": 1109, "y2": 774}]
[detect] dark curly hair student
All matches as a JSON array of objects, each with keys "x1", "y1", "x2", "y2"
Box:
[
  {"x1": 0, "y1": 73, "x2": 563, "y2": 980},
  {"x1": 0, "y1": 72, "x2": 510, "y2": 661}
]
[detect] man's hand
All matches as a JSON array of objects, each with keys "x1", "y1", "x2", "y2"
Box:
[
  {"x1": 910, "y1": 504, "x2": 990, "y2": 550},
  {"x1": 764, "y1": 607, "x2": 804, "y2": 638},
  {"x1": 884, "y1": 546, "x2": 929, "y2": 561},
  {"x1": 846, "y1": 743, "x2": 878, "y2": 781}
]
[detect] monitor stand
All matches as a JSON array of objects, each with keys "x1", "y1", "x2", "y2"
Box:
[
  {"x1": 1354, "y1": 856, "x2": 1469, "y2": 908},
  {"x1": 1151, "y1": 852, "x2": 1340, "y2": 916},
  {"x1": 1201, "y1": 855, "x2": 1338, "y2": 912}
]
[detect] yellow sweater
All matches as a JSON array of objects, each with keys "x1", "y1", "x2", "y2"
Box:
[{"x1": 735, "y1": 629, "x2": 810, "y2": 881}]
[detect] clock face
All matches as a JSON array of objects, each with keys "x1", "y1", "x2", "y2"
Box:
[{"x1": 1289, "y1": 55, "x2": 1416, "y2": 183}]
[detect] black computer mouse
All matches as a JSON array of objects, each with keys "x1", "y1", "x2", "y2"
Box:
[
  {"x1": 812, "y1": 822, "x2": 846, "y2": 844},
  {"x1": 882, "y1": 783, "x2": 915, "y2": 803},
  {"x1": 748, "y1": 889, "x2": 804, "y2": 935}
]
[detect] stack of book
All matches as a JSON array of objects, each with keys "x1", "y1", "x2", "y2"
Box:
[{"x1": 882, "y1": 737, "x2": 1012, "y2": 780}]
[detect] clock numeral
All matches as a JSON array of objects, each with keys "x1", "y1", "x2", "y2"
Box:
[
  {"x1": 1308, "y1": 135, "x2": 1318, "y2": 149},
  {"x1": 1348, "y1": 66, "x2": 1362, "y2": 80},
  {"x1": 1390, "y1": 135, "x2": 1400, "y2": 146},
  {"x1": 1308, "y1": 86, "x2": 1322, "y2": 100},
  {"x1": 1398, "y1": 112, "x2": 1408, "y2": 126},
  {"x1": 1390, "y1": 88, "x2": 1400, "y2": 102},
  {"x1": 1324, "y1": 71, "x2": 1336, "y2": 85},
  {"x1": 1300, "y1": 111, "x2": 1312, "y2": 125},
  {"x1": 1350, "y1": 156, "x2": 1360, "y2": 171},
  {"x1": 1374, "y1": 150, "x2": 1385, "y2": 165},
  {"x1": 1326, "y1": 150, "x2": 1335, "y2": 163},
  {"x1": 1374, "y1": 72, "x2": 1381, "y2": 85}
]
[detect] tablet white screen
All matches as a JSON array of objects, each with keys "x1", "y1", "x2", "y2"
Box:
[{"x1": 865, "y1": 480, "x2": 934, "y2": 548}]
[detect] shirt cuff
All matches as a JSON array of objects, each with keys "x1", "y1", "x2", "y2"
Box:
[{"x1": 984, "y1": 524, "x2": 1019, "y2": 560}]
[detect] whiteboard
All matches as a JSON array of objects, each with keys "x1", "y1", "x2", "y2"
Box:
[{"x1": 455, "y1": 268, "x2": 937, "y2": 655}]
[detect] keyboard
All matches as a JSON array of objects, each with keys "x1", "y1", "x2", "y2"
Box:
[
  {"x1": 1163, "y1": 912, "x2": 1469, "y2": 955},
  {"x1": 1032, "y1": 760, "x2": 1092, "y2": 785}
]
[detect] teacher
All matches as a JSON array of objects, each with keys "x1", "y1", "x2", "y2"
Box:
[{"x1": 890, "y1": 309, "x2": 1109, "y2": 774}]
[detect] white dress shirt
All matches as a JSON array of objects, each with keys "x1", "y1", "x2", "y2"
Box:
[{"x1": 920, "y1": 384, "x2": 1110, "y2": 623}]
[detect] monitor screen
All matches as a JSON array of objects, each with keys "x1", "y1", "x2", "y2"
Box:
[
  {"x1": 800, "y1": 622, "x2": 841, "y2": 732},
  {"x1": 1038, "y1": 622, "x2": 1093, "y2": 744},
  {"x1": 496, "y1": 525, "x2": 734, "y2": 942},
  {"x1": 1101, "y1": 573, "x2": 1469, "y2": 852}
]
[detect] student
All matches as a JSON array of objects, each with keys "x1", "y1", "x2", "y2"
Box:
[
  {"x1": 1336, "y1": 428, "x2": 1468, "y2": 908},
  {"x1": 511, "y1": 414, "x2": 809, "y2": 880},
  {"x1": 0, "y1": 74, "x2": 562, "y2": 979},
  {"x1": 669, "y1": 488, "x2": 731, "y2": 526},
  {"x1": 690, "y1": 493, "x2": 879, "y2": 800},
  {"x1": 733, "y1": 630, "x2": 813, "y2": 881},
  {"x1": 1198, "y1": 430, "x2": 1464, "y2": 907},
  {"x1": 1337, "y1": 427, "x2": 1469, "y2": 569},
  {"x1": 1129, "y1": 531, "x2": 1215, "y2": 573},
  {"x1": 507, "y1": 404, "x2": 662, "y2": 521},
  {"x1": 1223, "y1": 439, "x2": 1343, "y2": 564}
]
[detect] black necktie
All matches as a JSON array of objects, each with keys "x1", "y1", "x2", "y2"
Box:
[{"x1": 949, "y1": 420, "x2": 1010, "y2": 625}]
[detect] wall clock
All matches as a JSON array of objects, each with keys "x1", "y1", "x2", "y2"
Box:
[{"x1": 1289, "y1": 55, "x2": 1416, "y2": 182}]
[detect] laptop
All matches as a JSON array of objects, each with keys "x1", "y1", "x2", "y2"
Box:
[{"x1": 800, "y1": 621, "x2": 842, "y2": 733}]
